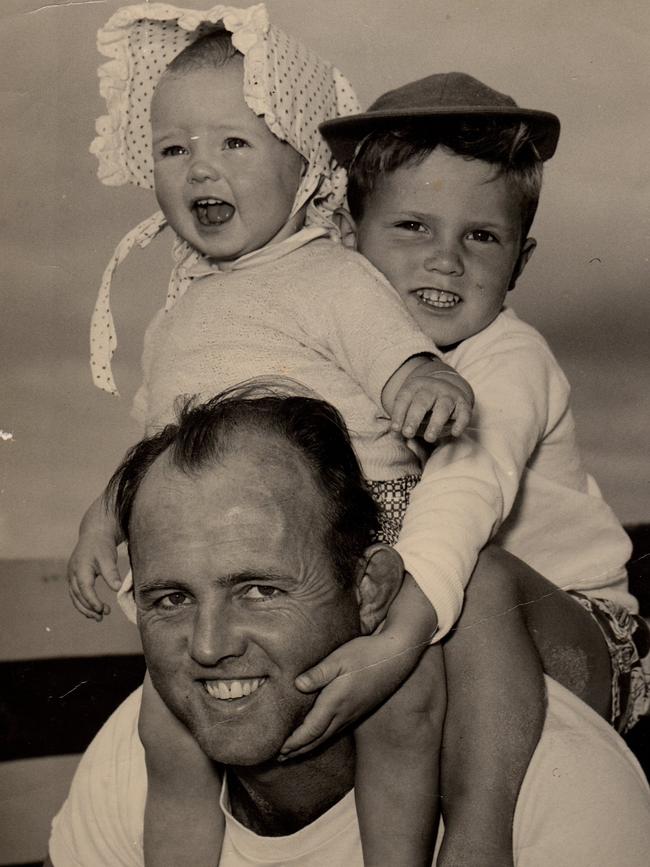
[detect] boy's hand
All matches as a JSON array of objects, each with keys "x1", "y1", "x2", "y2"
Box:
[
  {"x1": 67, "y1": 531, "x2": 122, "y2": 620},
  {"x1": 390, "y1": 358, "x2": 474, "y2": 442},
  {"x1": 279, "y1": 631, "x2": 425, "y2": 760}
]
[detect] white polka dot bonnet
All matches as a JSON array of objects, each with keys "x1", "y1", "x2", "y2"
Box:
[{"x1": 90, "y1": 3, "x2": 360, "y2": 395}]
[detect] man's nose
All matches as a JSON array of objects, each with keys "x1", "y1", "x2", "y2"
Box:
[
  {"x1": 423, "y1": 242, "x2": 464, "y2": 276},
  {"x1": 189, "y1": 598, "x2": 247, "y2": 667}
]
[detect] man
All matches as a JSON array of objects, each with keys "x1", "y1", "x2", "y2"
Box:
[{"x1": 48, "y1": 389, "x2": 650, "y2": 866}]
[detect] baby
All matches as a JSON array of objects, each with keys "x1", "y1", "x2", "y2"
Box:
[{"x1": 70, "y1": 6, "x2": 472, "y2": 867}]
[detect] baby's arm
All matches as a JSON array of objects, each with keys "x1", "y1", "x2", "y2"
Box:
[
  {"x1": 381, "y1": 354, "x2": 474, "y2": 441},
  {"x1": 67, "y1": 491, "x2": 124, "y2": 620},
  {"x1": 298, "y1": 253, "x2": 473, "y2": 440}
]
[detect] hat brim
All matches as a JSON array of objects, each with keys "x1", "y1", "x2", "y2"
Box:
[{"x1": 320, "y1": 106, "x2": 560, "y2": 166}]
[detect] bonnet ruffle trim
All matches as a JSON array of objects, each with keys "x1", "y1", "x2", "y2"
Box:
[{"x1": 90, "y1": 2, "x2": 271, "y2": 188}]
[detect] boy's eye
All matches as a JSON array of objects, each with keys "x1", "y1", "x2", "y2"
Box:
[
  {"x1": 395, "y1": 220, "x2": 427, "y2": 234},
  {"x1": 160, "y1": 145, "x2": 188, "y2": 157},
  {"x1": 157, "y1": 591, "x2": 191, "y2": 610},
  {"x1": 467, "y1": 229, "x2": 498, "y2": 243},
  {"x1": 242, "y1": 585, "x2": 282, "y2": 601},
  {"x1": 224, "y1": 137, "x2": 250, "y2": 150}
]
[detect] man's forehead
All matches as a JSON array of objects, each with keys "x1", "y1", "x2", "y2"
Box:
[{"x1": 130, "y1": 434, "x2": 324, "y2": 545}]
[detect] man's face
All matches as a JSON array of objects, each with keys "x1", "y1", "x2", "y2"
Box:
[{"x1": 130, "y1": 433, "x2": 361, "y2": 766}]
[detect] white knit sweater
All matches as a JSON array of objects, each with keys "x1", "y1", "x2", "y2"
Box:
[
  {"x1": 396, "y1": 309, "x2": 634, "y2": 638},
  {"x1": 133, "y1": 235, "x2": 433, "y2": 480}
]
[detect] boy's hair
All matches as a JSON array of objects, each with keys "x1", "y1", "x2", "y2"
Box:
[
  {"x1": 166, "y1": 27, "x2": 240, "y2": 74},
  {"x1": 347, "y1": 118, "x2": 544, "y2": 238}
]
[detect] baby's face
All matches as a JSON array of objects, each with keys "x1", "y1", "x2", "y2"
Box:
[
  {"x1": 151, "y1": 59, "x2": 304, "y2": 261},
  {"x1": 354, "y1": 147, "x2": 534, "y2": 347}
]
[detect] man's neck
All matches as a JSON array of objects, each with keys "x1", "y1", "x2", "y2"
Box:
[{"x1": 226, "y1": 734, "x2": 355, "y2": 837}]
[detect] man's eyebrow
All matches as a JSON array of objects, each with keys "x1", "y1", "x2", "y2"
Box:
[{"x1": 136, "y1": 569, "x2": 295, "y2": 592}]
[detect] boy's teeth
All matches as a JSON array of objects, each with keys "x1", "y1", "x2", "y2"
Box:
[
  {"x1": 204, "y1": 678, "x2": 264, "y2": 701},
  {"x1": 417, "y1": 289, "x2": 460, "y2": 308}
]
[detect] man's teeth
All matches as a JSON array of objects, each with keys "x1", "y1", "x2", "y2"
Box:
[
  {"x1": 204, "y1": 678, "x2": 265, "y2": 701},
  {"x1": 416, "y1": 289, "x2": 461, "y2": 308}
]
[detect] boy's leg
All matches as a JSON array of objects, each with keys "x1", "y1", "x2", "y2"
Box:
[
  {"x1": 354, "y1": 645, "x2": 446, "y2": 867},
  {"x1": 438, "y1": 547, "x2": 611, "y2": 867},
  {"x1": 140, "y1": 673, "x2": 225, "y2": 867}
]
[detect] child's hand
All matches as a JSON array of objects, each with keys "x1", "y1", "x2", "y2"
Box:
[
  {"x1": 279, "y1": 631, "x2": 425, "y2": 760},
  {"x1": 67, "y1": 495, "x2": 122, "y2": 621},
  {"x1": 390, "y1": 358, "x2": 474, "y2": 442}
]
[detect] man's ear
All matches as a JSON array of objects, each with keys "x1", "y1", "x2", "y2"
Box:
[
  {"x1": 333, "y1": 207, "x2": 359, "y2": 250},
  {"x1": 354, "y1": 543, "x2": 404, "y2": 635},
  {"x1": 508, "y1": 237, "x2": 536, "y2": 291}
]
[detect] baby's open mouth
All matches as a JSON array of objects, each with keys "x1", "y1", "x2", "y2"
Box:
[
  {"x1": 193, "y1": 197, "x2": 235, "y2": 226},
  {"x1": 416, "y1": 288, "x2": 461, "y2": 309}
]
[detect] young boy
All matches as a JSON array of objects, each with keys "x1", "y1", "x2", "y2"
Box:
[{"x1": 316, "y1": 70, "x2": 650, "y2": 862}]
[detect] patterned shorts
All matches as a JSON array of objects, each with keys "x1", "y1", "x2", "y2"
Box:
[
  {"x1": 569, "y1": 592, "x2": 650, "y2": 734},
  {"x1": 367, "y1": 474, "x2": 420, "y2": 545}
]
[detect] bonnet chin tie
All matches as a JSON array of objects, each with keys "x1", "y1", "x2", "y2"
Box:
[{"x1": 90, "y1": 211, "x2": 167, "y2": 395}]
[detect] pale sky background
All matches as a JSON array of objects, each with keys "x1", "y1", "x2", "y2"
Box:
[{"x1": 1, "y1": 0, "x2": 649, "y2": 559}]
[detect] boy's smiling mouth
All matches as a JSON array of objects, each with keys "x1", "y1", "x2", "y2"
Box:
[
  {"x1": 193, "y1": 197, "x2": 236, "y2": 227},
  {"x1": 416, "y1": 288, "x2": 461, "y2": 309}
]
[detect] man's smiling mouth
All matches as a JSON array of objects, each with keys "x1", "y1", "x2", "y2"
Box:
[
  {"x1": 204, "y1": 677, "x2": 266, "y2": 701},
  {"x1": 416, "y1": 288, "x2": 461, "y2": 309},
  {"x1": 193, "y1": 198, "x2": 235, "y2": 226}
]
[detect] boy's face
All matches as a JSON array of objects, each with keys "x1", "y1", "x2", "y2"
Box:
[
  {"x1": 151, "y1": 59, "x2": 304, "y2": 261},
  {"x1": 352, "y1": 147, "x2": 535, "y2": 347}
]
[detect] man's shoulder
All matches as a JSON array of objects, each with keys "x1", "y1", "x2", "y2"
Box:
[
  {"x1": 48, "y1": 687, "x2": 146, "y2": 866},
  {"x1": 513, "y1": 677, "x2": 650, "y2": 865}
]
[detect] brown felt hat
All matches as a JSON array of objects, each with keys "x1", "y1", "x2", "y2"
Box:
[{"x1": 320, "y1": 72, "x2": 560, "y2": 166}]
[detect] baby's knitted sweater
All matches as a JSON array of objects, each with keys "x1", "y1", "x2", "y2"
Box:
[{"x1": 133, "y1": 235, "x2": 432, "y2": 480}]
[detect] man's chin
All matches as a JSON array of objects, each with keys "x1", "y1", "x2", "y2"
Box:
[{"x1": 195, "y1": 731, "x2": 286, "y2": 767}]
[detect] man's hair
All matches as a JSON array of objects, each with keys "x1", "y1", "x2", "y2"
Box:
[
  {"x1": 166, "y1": 27, "x2": 240, "y2": 75},
  {"x1": 347, "y1": 119, "x2": 544, "y2": 238},
  {"x1": 107, "y1": 382, "x2": 379, "y2": 588}
]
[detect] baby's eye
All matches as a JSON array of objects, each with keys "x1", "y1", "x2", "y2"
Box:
[
  {"x1": 467, "y1": 229, "x2": 498, "y2": 243},
  {"x1": 160, "y1": 145, "x2": 188, "y2": 157},
  {"x1": 242, "y1": 585, "x2": 282, "y2": 602},
  {"x1": 395, "y1": 220, "x2": 427, "y2": 234},
  {"x1": 157, "y1": 591, "x2": 191, "y2": 610},
  {"x1": 224, "y1": 137, "x2": 250, "y2": 150}
]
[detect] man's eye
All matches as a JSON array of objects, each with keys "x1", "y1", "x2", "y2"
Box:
[
  {"x1": 467, "y1": 229, "x2": 497, "y2": 243},
  {"x1": 158, "y1": 592, "x2": 191, "y2": 609},
  {"x1": 224, "y1": 137, "x2": 249, "y2": 150},
  {"x1": 160, "y1": 145, "x2": 188, "y2": 157},
  {"x1": 242, "y1": 585, "x2": 282, "y2": 601},
  {"x1": 395, "y1": 221, "x2": 427, "y2": 234}
]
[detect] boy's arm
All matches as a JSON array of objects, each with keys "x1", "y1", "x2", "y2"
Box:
[{"x1": 396, "y1": 333, "x2": 564, "y2": 639}]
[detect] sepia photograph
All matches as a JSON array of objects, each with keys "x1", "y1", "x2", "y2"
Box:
[{"x1": 2, "y1": 1, "x2": 649, "y2": 864}]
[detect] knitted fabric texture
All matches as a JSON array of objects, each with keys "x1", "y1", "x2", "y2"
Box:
[{"x1": 89, "y1": 3, "x2": 360, "y2": 394}]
